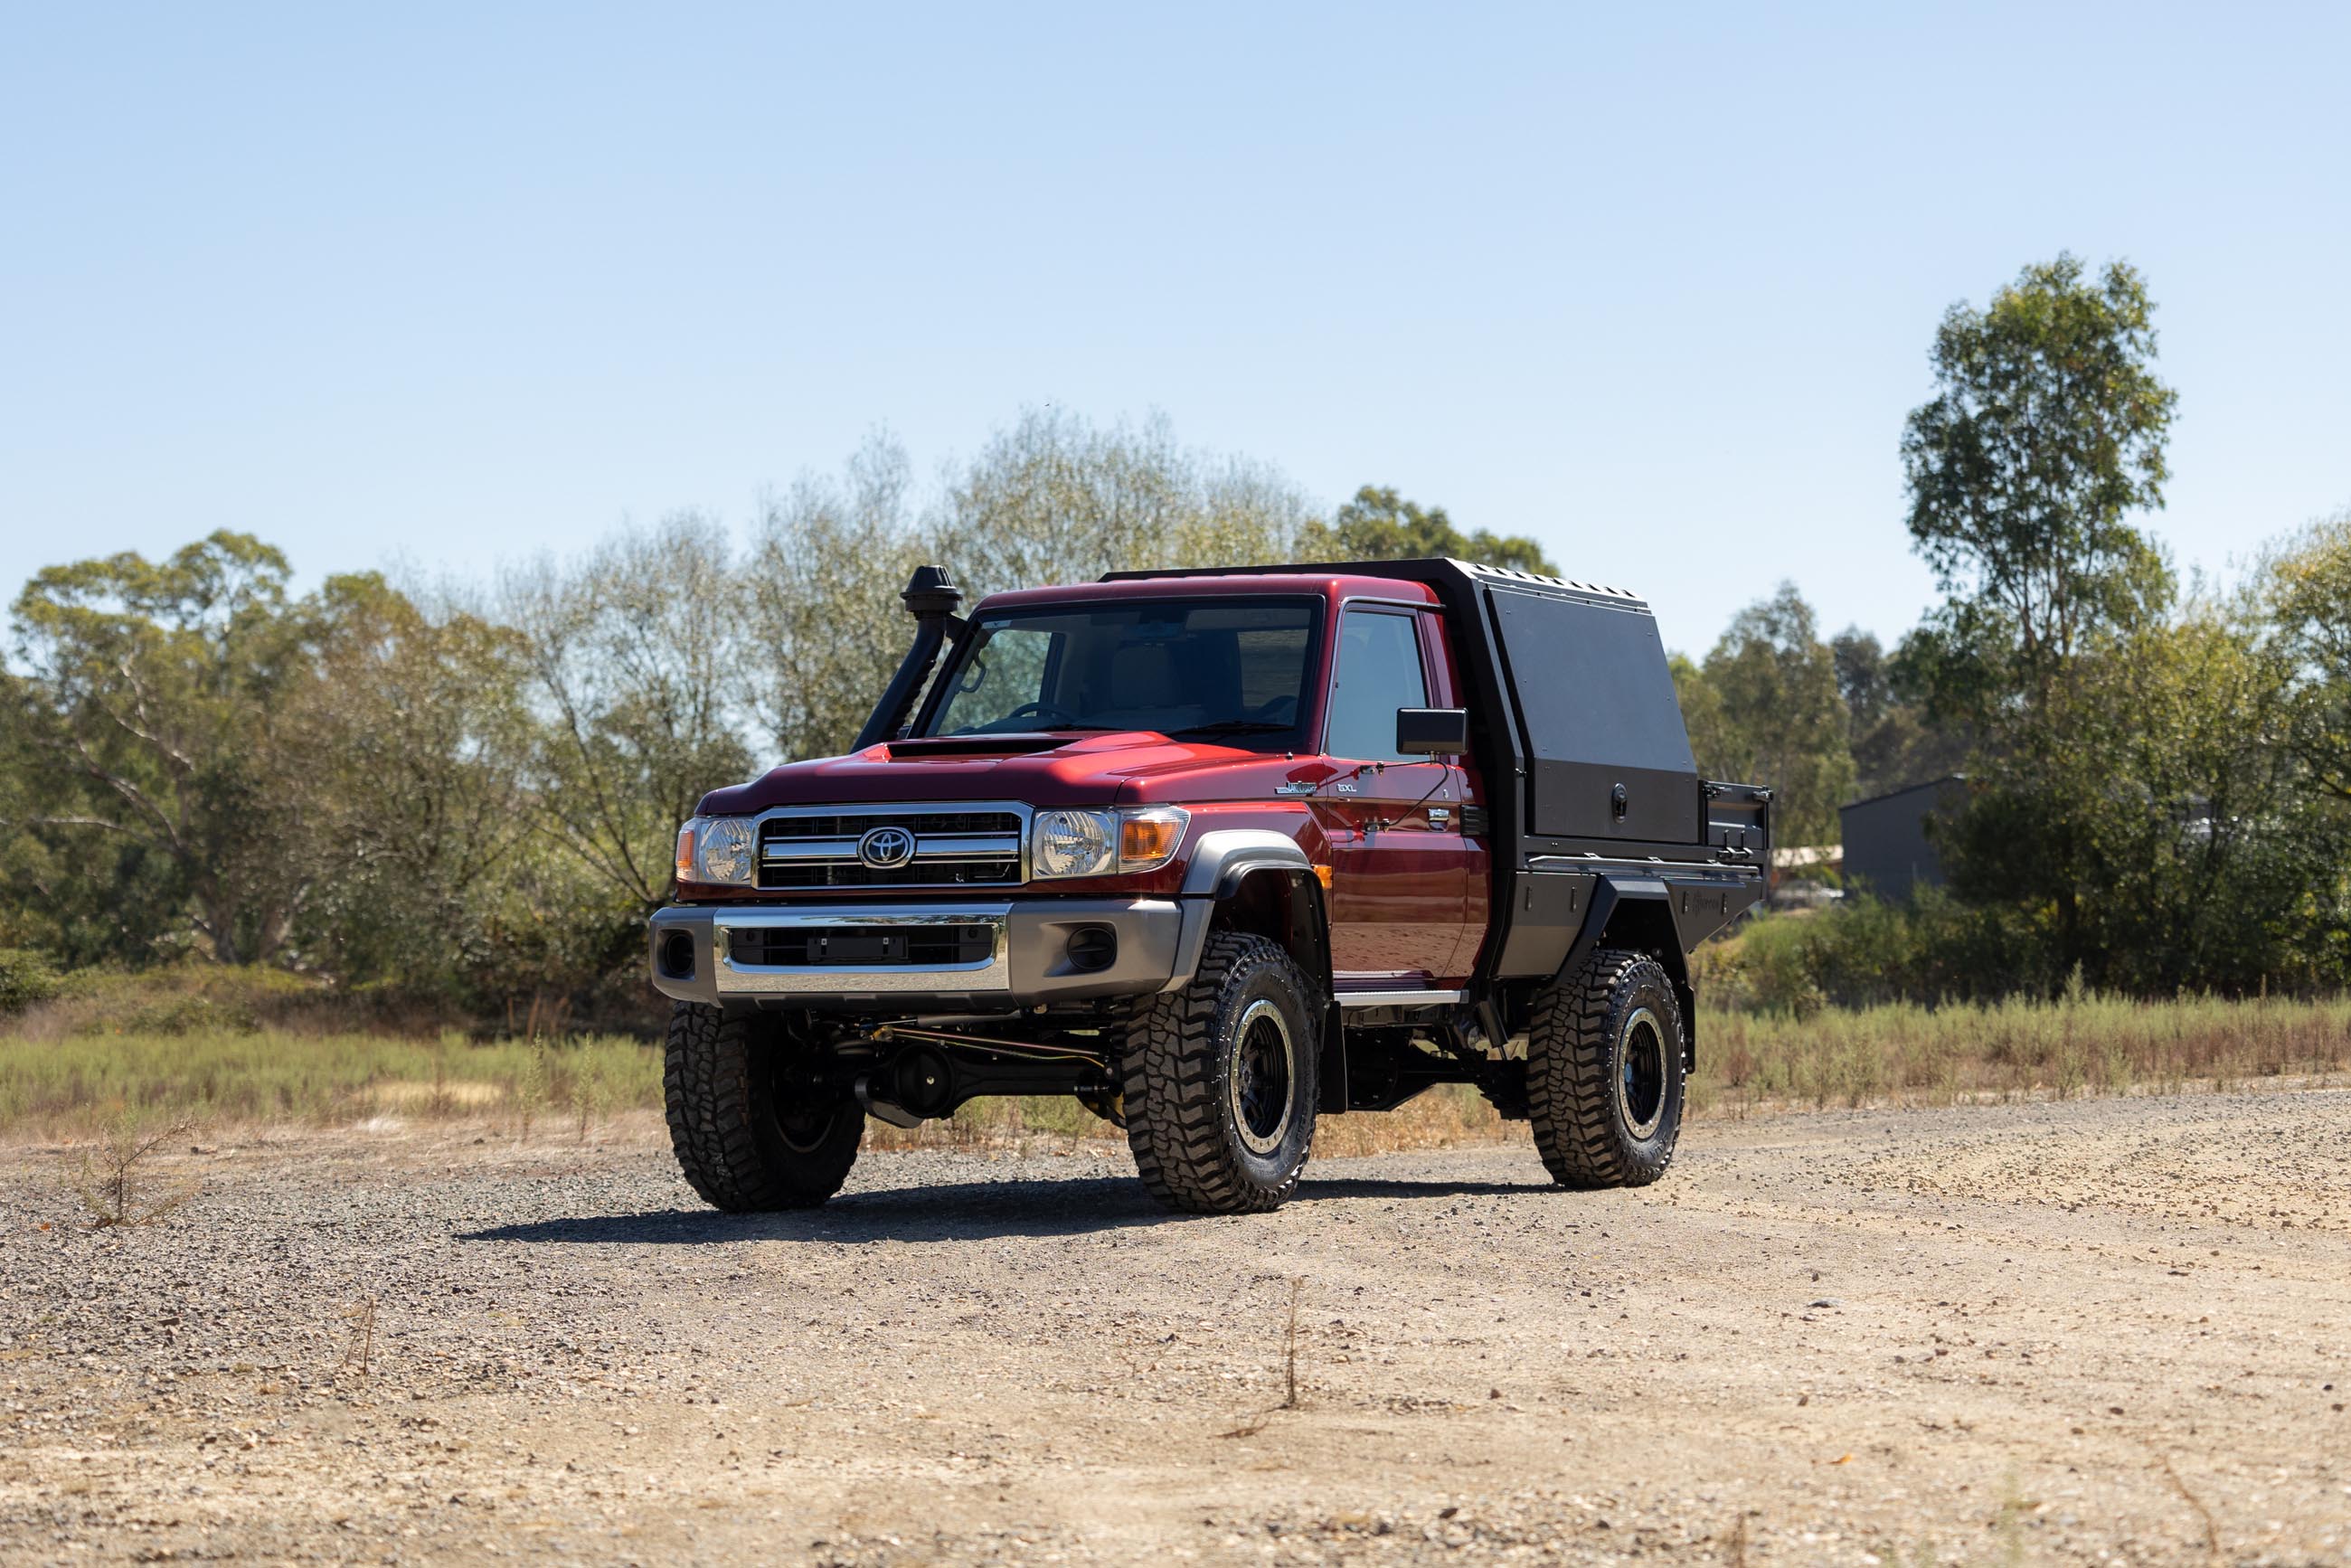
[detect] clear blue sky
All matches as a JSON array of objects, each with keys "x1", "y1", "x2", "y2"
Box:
[{"x1": 5, "y1": 3, "x2": 2346, "y2": 656}]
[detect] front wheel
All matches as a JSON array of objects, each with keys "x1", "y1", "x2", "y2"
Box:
[
  {"x1": 664, "y1": 1003, "x2": 863, "y2": 1212},
  {"x1": 1121, "y1": 931, "x2": 1320, "y2": 1214},
  {"x1": 1525, "y1": 949, "x2": 1687, "y2": 1188}
]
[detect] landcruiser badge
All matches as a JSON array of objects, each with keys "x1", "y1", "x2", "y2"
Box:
[{"x1": 856, "y1": 826, "x2": 917, "y2": 869}]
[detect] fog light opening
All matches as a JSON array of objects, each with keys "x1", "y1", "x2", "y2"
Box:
[
  {"x1": 1065, "y1": 924, "x2": 1118, "y2": 973},
  {"x1": 658, "y1": 930, "x2": 696, "y2": 980}
]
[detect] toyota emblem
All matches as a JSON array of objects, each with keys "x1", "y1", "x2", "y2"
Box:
[{"x1": 856, "y1": 825, "x2": 917, "y2": 870}]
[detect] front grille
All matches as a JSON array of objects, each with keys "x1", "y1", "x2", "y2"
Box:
[
  {"x1": 765, "y1": 810, "x2": 1020, "y2": 839},
  {"x1": 727, "y1": 924, "x2": 996, "y2": 968},
  {"x1": 760, "y1": 860, "x2": 1023, "y2": 889},
  {"x1": 757, "y1": 808, "x2": 1024, "y2": 890}
]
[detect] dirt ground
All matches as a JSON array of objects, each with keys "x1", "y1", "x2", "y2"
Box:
[{"x1": 2, "y1": 1089, "x2": 2346, "y2": 1567}]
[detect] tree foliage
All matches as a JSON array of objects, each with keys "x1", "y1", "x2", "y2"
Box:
[
  {"x1": 1830, "y1": 628, "x2": 1969, "y2": 800},
  {"x1": 2270, "y1": 507, "x2": 2351, "y2": 804},
  {"x1": 1901, "y1": 254, "x2": 2179, "y2": 722},
  {"x1": 1676, "y1": 584, "x2": 1854, "y2": 848},
  {"x1": 1308, "y1": 486, "x2": 1559, "y2": 574},
  {"x1": 3, "y1": 534, "x2": 317, "y2": 965},
  {"x1": 746, "y1": 436, "x2": 933, "y2": 767},
  {"x1": 292, "y1": 573, "x2": 538, "y2": 991},
  {"x1": 1885, "y1": 260, "x2": 2346, "y2": 993},
  {"x1": 1945, "y1": 600, "x2": 2340, "y2": 989},
  {"x1": 502, "y1": 515, "x2": 758, "y2": 918},
  {"x1": 937, "y1": 409, "x2": 1317, "y2": 596}
]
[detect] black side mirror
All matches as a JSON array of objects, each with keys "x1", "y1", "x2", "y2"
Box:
[{"x1": 1396, "y1": 707, "x2": 1469, "y2": 756}]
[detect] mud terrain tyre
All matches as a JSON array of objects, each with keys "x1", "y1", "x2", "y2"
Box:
[
  {"x1": 1122, "y1": 931, "x2": 1319, "y2": 1214},
  {"x1": 1526, "y1": 948, "x2": 1686, "y2": 1189},
  {"x1": 664, "y1": 1003, "x2": 862, "y2": 1212}
]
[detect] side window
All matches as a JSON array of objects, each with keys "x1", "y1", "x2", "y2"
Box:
[
  {"x1": 935, "y1": 627, "x2": 1058, "y2": 733},
  {"x1": 1325, "y1": 609, "x2": 1430, "y2": 762}
]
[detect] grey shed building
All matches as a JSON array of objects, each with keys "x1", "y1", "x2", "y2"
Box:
[{"x1": 1839, "y1": 776, "x2": 1967, "y2": 902}]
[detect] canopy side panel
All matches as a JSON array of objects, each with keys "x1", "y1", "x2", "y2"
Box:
[{"x1": 1485, "y1": 586, "x2": 1699, "y2": 843}]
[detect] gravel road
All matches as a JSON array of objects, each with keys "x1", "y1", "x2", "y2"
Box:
[{"x1": 3, "y1": 1090, "x2": 2347, "y2": 1566}]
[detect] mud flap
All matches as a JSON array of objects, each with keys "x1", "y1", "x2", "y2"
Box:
[{"x1": 1317, "y1": 1000, "x2": 1347, "y2": 1113}]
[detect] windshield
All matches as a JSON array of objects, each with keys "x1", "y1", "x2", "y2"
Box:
[{"x1": 920, "y1": 598, "x2": 1320, "y2": 747}]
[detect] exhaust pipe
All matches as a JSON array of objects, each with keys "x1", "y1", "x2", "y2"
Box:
[{"x1": 854, "y1": 564, "x2": 965, "y2": 750}]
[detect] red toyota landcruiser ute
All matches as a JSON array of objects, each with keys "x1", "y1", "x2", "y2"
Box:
[{"x1": 650, "y1": 559, "x2": 1768, "y2": 1214}]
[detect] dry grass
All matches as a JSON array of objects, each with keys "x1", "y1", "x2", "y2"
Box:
[
  {"x1": 4, "y1": 989, "x2": 2344, "y2": 1150},
  {"x1": 1310, "y1": 1082, "x2": 1510, "y2": 1156},
  {"x1": 1695, "y1": 988, "x2": 2351, "y2": 1115},
  {"x1": 0, "y1": 1027, "x2": 660, "y2": 1141}
]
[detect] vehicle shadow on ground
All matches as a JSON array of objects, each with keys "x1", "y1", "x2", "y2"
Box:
[{"x1": 458, "y1": 1171, "x2": 1551, "y2": 1247}]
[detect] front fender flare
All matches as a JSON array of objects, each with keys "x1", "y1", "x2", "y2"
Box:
[{"x1": 1165, "y1": 830, "x2": 1317, "y2": 992}]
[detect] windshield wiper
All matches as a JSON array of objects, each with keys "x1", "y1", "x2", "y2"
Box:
[
  {"x1": 949, "y1": 723, "x2": 1117, "y2": 737},
  {"x1": 1166, "y1": 721, "x2": 1292, "y2": 737}
]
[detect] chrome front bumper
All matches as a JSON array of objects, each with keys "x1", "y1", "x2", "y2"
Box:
[{"x1": 647, "y1": 898, "x2": 1185, "y2": 1009}]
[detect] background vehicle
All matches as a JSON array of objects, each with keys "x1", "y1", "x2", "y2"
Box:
[{"x1": 650, "y1": 559, "x2": 1769, "y2": 1214}]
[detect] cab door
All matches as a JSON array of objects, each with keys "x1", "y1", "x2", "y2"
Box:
[{"x1": 1314, "y1": 606, "x2": 1481, "y2": 991}]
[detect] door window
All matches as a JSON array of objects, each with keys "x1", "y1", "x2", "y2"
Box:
[{"x1": 1325, "y1": 610, "x2": 1430, "y2": 761}]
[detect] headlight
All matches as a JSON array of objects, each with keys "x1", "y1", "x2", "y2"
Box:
[
  {"x1": 675, "y1": 816, "x2": 757, "y2": 885},
  {"x1": 1033, "y1": 809, "x2": 1117, "y2": 879},
  {"x1": 1033, "y1": 806, "x2": 1191, "y2": 878}
]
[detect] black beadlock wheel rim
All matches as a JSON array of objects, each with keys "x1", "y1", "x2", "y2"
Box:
[
  {"x1": 775, "y1": 1098, "x2": 840, "y2": 1155},
  {"x1": 1619, "y1": 1006, "x2": 1667, "y2": 1140},
  {"x1": 767, "y1": 1053, "x2": 843, "y2": 1155},
  {"x1": 1229, "y1": 997, "x2": 1295, "y2": 1157}
]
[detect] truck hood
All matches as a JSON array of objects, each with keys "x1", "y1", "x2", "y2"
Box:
[{"x1": 698, "y1": 731, "x2": 1304, "y2": 814}]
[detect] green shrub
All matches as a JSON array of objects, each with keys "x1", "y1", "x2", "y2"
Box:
[
  {"x1": 0, "y1": 949, "x2": 61, "y2": 1014},
  {"x1": 37, "y1": 961, "x2": 323, "y2": 1036},
  {"x1": 124, "y1": 992, "x2": 260, "y2": 1036},
  {"x1": 1698, "y1": 893, "x2": 2072, "y2": 1015}
]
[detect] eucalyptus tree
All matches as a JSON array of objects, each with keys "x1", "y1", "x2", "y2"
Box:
[
  {"x1": 1899, "y1": 253, "x2": 2179, "y2": 723},
  {"x1": 1898, "y1": 256, "x2": 2183, "y2": 966},
  {"x1": 1311, "y1": 486, "x2": 1558, "y2": 574},
  {"x1": 1, "y1": 532, "x2": 320, "y2": 964}
]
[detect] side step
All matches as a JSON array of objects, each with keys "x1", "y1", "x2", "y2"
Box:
[{"x1": 1336, "y1": 988, "x2": 1463, "y2": 1008}]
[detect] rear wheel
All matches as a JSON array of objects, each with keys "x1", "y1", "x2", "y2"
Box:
[
  {"x1": 1121, "y1": 931, "x2": 1320, "y2": 1214},
  {"x1": 664, "y1": 1003, "x2": 863, "y2": 1212},
  {"x1": 1525, "y1": 949, "x2": 1686, "y2": 1188}
]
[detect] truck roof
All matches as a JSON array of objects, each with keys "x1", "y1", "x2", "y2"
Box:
[
  {"x1": 972, "y1": 571, "x2": 1443, "y2": 615},
  {"x1": 1102, "y1": 558, "x2": 1649, "y2": 610}
]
